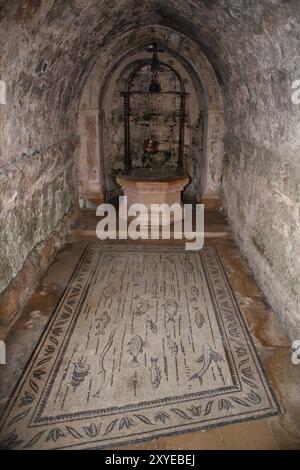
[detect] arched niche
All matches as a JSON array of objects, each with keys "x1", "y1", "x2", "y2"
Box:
[{"x1": 77, "y1": 25, "x2": 225, "y2": 208}]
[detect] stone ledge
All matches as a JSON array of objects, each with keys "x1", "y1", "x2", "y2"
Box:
[
  {"x1": 0, "y1": 132, "x2": 79, "y2": 180},
  {"x1": 201, "y1": 195, "x2": 222, "y2": 210}
]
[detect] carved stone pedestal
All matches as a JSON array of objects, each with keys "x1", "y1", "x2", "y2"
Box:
[{"x1": 117, "y1": 172, "x2": 190, "y2": 226}]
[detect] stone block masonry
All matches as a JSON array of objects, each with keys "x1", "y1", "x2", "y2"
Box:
[{"x1": 0, "y1": 136, "x2": 79, "y2": 331}]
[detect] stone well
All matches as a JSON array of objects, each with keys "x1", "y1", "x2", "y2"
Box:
[{"x1": 117, "y1": 171, "x2": 190, "y2": 226}]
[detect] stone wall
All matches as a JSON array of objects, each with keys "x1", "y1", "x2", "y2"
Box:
[
  {"x1": 222, "y1": 40, "x2": 300, "y2": 340},
  {"x1": 0, "y1": 135, "x2": 78, "y2": 325},
  {"x1": 0, "y1": 1, "x2": 82, "y2": 324},
  {"x1": 0, "y1": 0, "x2": 299, "y2": 339},
  {"x1": 0, "y1": 207, "x2": 76, "y2": 332},
  {"x1": 0, "y1": 139, "x2": 77, "y2": 293}
]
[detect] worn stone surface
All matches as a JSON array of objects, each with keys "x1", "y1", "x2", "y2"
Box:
[
  {"x1": 0, "y1": 1, "x2": 299, "y2": 338},
  {"x1": 0, "y1": 139, "x2": 78, "y2": 293},
  {"x1": 0, "y1": 208, "x2": 77, "y2": 330},
  {"x1": 0, "y1": 217, "x2": 299, "y2": 449}
]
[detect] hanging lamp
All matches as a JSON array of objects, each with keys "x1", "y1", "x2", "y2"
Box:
[{"x1": 143, "y1": 43, "x2": 162, "y2": 155}]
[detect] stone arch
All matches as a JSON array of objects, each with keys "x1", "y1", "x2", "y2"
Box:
[
  {"x1": 100, "y1": 53, "x2": 204, "y2": 200},
  {"x1": 77, "y1": 25, "x2": 224, "y2": 207}
]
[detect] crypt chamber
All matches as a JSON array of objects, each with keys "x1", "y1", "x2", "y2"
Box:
[{"x1": 0, "y1": 0, "x2": 300, "y2": 451}]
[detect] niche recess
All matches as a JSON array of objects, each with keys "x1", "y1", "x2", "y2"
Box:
[{"x1": 77, "y1": 26, "x2": 224, "y2": 208}]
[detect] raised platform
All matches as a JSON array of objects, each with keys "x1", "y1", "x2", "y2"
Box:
[{"x1": 71, "y1": 208, "x2": 230, "y2": 240}]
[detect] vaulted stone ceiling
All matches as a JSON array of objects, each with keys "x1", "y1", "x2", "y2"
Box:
[
  {"x1": 0, "y1": 0, "x2": 299, "y2": 158},
  {"x1": 0, "y1": 1, "x2": 299, "y2": 338}
]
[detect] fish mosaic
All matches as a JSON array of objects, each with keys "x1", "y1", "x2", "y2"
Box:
[
  {"x1": 193, "y1": 307, "x2": 205, "y2": 329},
  {"x1": 191, "y1": 286, "x2": 200, "y2": 301},
  {"x1": 150, "y1": 357, "x2": 161, "y2": 390},
  {"x1": 185, "y1": 260, "x2": 194, "y2": 273},
  {"x1": 189, "y1": 342, "x2": 224, "y2": 384},
  {"x1": 95, "y1": 311, "x2": 111, "y2": 335},
  {"x1": 1, "y1": 247, "x2": 279, "y2": 449},
  {"x1": 127, "y1": 335, "x2": 145, "y2": 367},
  {"x1": 102, "y1": 285, "x2": 117, "y2": 299},
  {"x1": 134, "y1": 299, "x2": 153, "y2": 317}
]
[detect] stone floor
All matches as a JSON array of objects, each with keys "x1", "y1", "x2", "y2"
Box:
[{"x1": 0, "y1": 209, "x2": 299, "y2": 450}]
